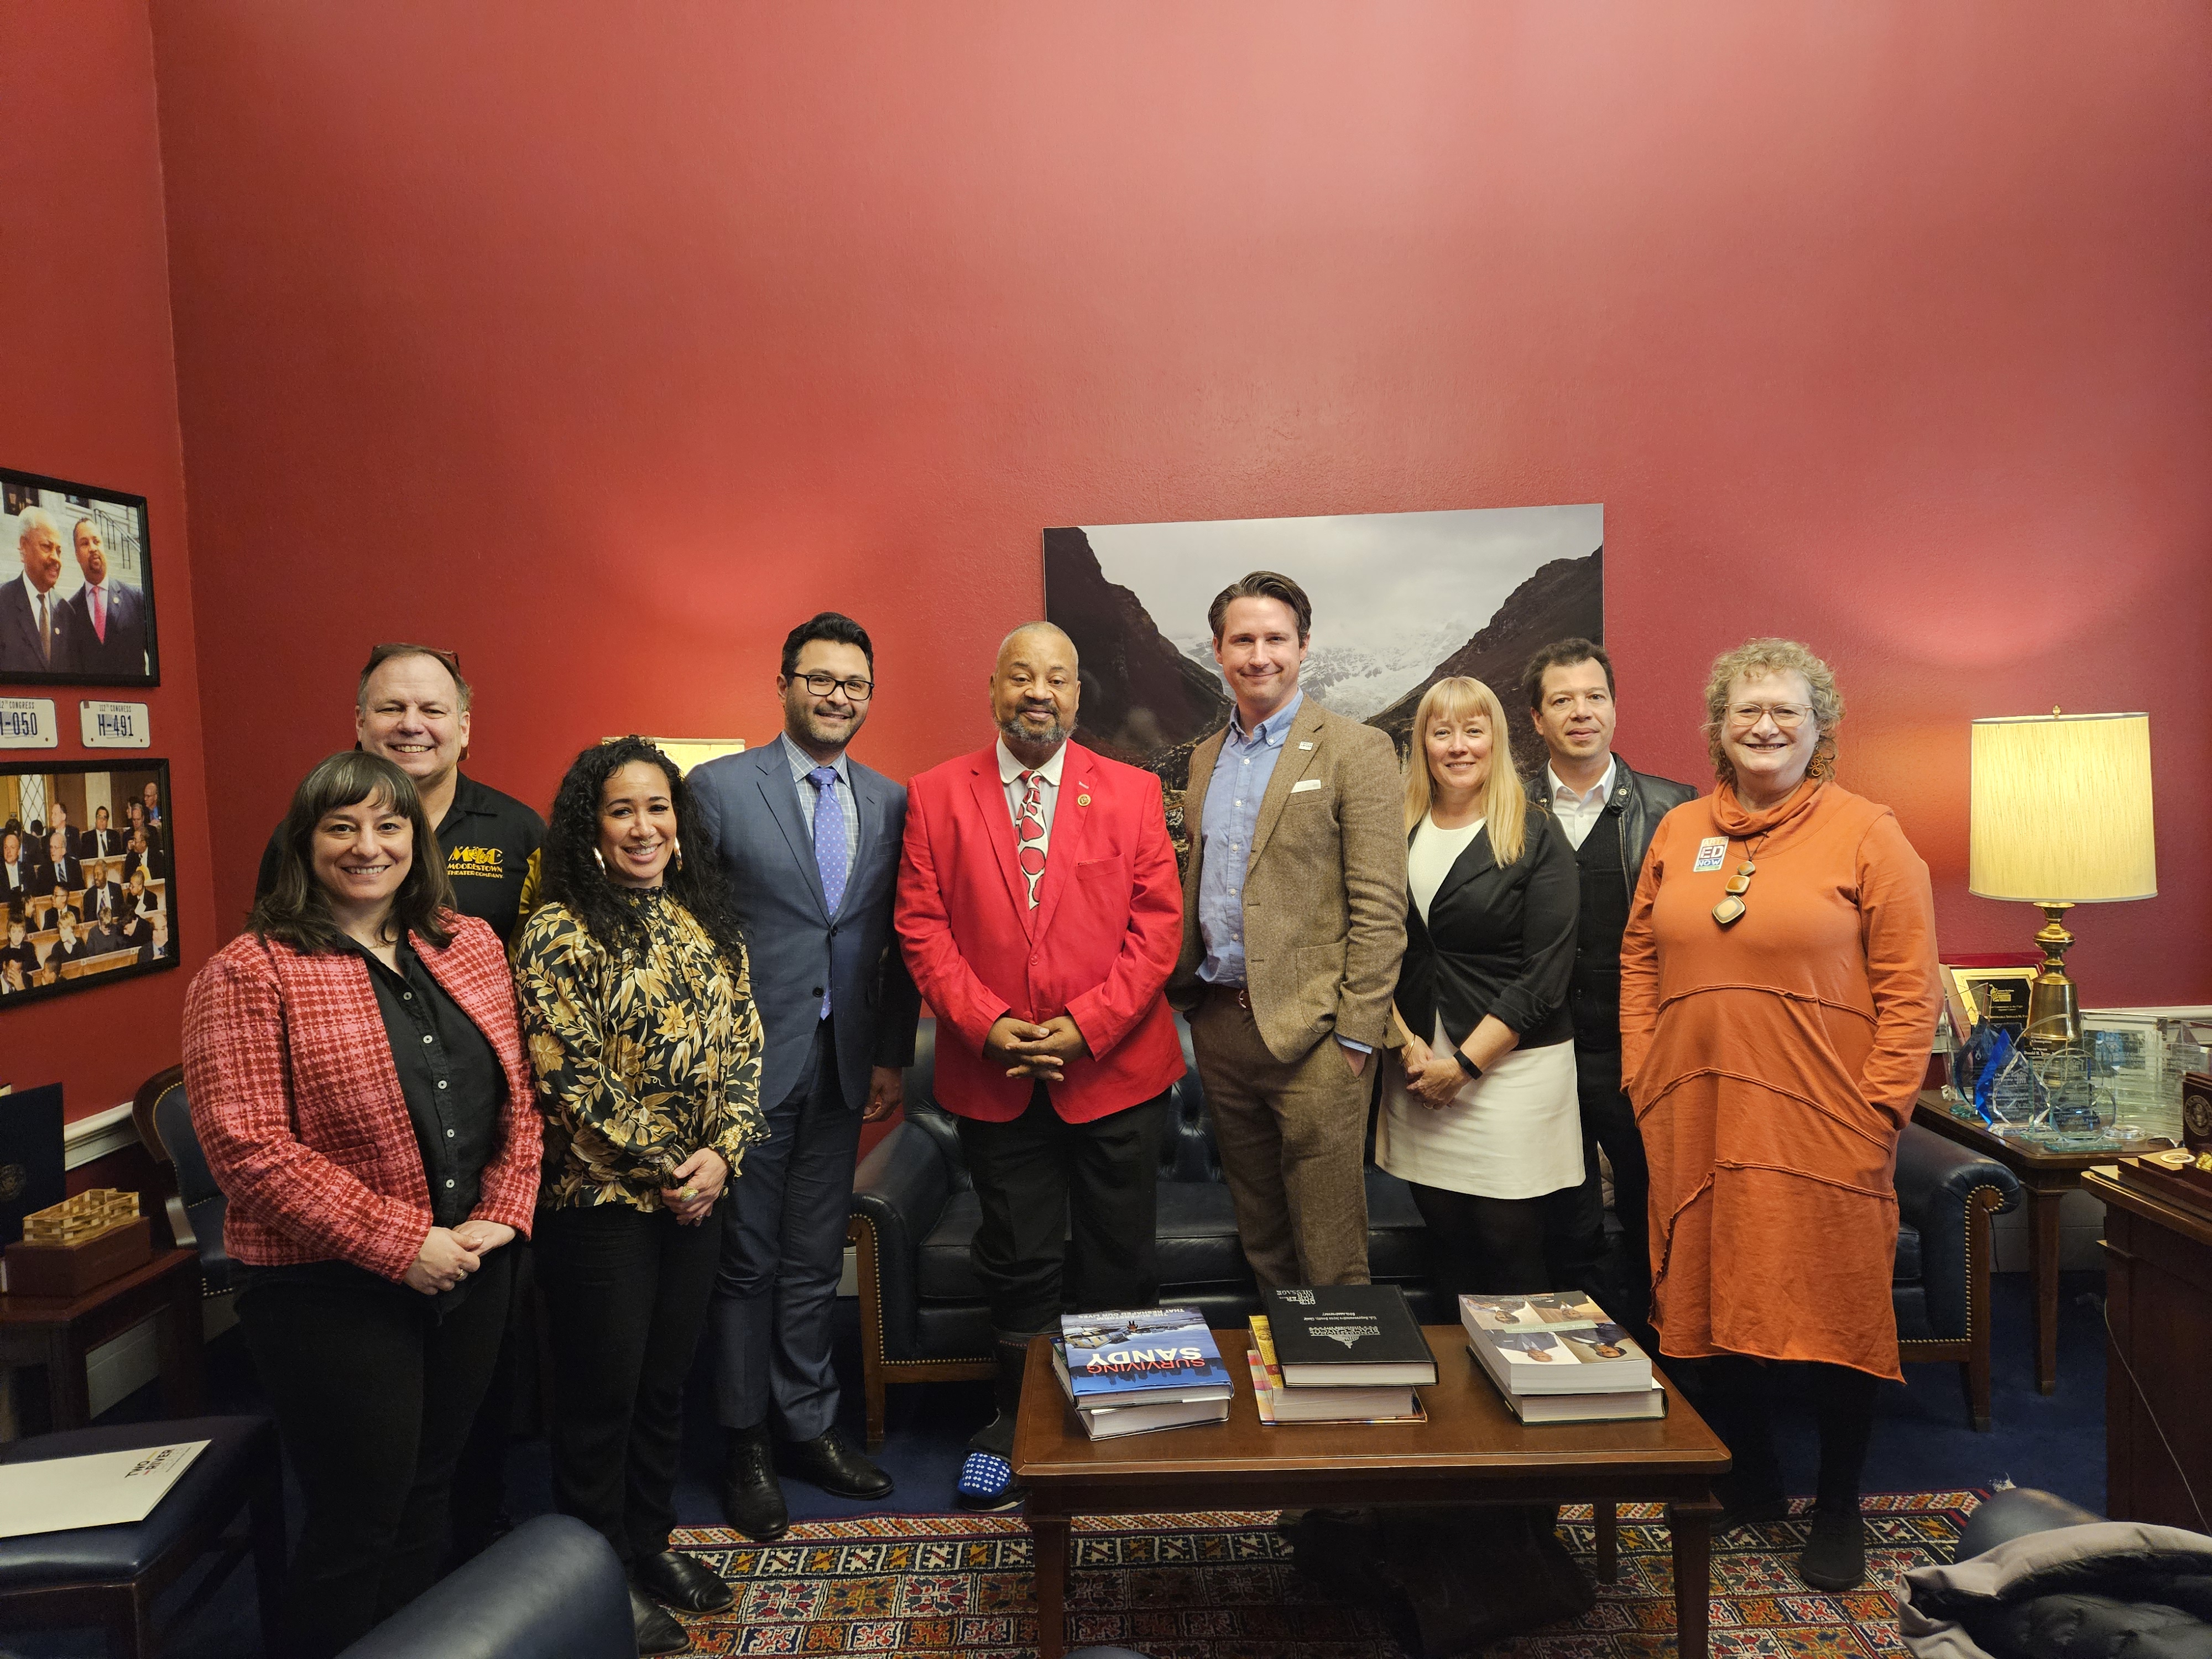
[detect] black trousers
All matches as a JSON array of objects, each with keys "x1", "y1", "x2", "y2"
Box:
[
  {"x1": 1409, "y1": 1182, "x2": 1554, "y2": 1298},
  {"x1": 448, "y1": 1238, "x2": 539, "y2": 1557},
  {"x1": 237, "y1": 1249, "x2": 515, "y2": 1659},
  {"x1": 1545, "y1": 1042, "x2": 1651, "y2": 1328},
  {"x1": 955, "y1": 1084, "x2": 1169, "y2": 1339},
  {"x1": 535, "y1": 1201, "x2": 721, "y2": 1566}
]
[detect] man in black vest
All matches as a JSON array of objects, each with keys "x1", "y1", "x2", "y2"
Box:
[{"x1": 1522, "y1": 638, "x2": 1695, "y2": 1336}]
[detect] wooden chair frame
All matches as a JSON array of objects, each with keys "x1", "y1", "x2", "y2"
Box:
[
  {"x1": 0, "y1": 1444, "x2": 285, "y2": 1657},
  {"x1": 848, "y1": 1214, "x2": 994, "y2": 1452},
  {"x1": 1897, "y1": 1178, "x2": 2010, "y2": 1431}
]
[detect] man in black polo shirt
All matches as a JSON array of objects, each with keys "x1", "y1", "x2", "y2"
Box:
[
  {"x1": 253, "y1": 641, "x2": 544, "y2": 1560},
  {"x1": 1522, "y1": 638, "x2": 1695, "y2": 1339},
  {"x1": 254, "y1": 643, "x2": 543, "y2": 941}
]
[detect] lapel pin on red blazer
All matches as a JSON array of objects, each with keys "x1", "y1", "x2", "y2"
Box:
[{"x1": 1077, "y1": 784, "x2": 1091, "y2": 806}]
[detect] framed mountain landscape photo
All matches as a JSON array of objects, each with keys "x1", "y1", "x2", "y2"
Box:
[{"x1": 1042, "y1": 504, "x2": 1603, "y2": 859}]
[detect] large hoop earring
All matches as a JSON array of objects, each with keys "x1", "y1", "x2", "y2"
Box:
[
  {"x1": 671, "y1": 838, "x2": 684, "y2": 873},
  {"x1": 592, "y1": 847, "x2": 606, "y2": 875}
]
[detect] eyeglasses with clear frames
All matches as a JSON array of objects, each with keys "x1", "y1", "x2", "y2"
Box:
[
  {"x1": 1726, "y1": 703, "x2": 1809, "y2": 730},
  {"x1": 798, "y1": 672, "x2": 874, "y2": 702}
]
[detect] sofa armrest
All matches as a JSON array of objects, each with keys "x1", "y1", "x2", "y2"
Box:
[
  {"x1": 1895, "y1": 1121, "x2": 2021, "y2": 1339},
  {"x1": 851, "y1": 1119, "x2": 956, "y2": 1361},
  {"x1": 338, "y1": 1514, "x2": 630, "y2": 1658}
]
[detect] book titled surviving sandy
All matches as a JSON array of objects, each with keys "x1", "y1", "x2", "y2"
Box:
[
  {"x1": 1055, "y1": 1308, "x2": 1234, "y2": 1404},
  {"x1": 1260, "y1": 1285, "x2": 1438, "y2": 1387}
]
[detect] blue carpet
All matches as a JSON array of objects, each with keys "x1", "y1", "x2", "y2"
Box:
[{"x1": 6, "y1": 1269, "x2": 2109, "y2": 1657}]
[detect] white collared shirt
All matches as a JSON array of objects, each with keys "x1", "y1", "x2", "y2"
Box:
[
  {"x1": 1546, "y1": 755, "x2": 1617, "y2": 850},
  {"x1": 995, "y1": 737, "x2": 1066, "y2": 855},
  {"x1": 19, "y1": 574, "x2": 59, "y2": 650}
]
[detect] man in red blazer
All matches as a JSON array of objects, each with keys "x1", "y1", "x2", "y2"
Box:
[{"x1": 897, "y1": 622, "x2": 1184, "y2": 1507}]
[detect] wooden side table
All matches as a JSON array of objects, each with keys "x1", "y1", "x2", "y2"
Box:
[
  {"x1": 2090, "y1": 1168, "x2": 2212, "y2": 1528},
  {"x1": 1911, "y1": 1091, "x2": 2164, "y2": 1395},
  {"x1": 0, "y1": 1248, "x2": 204, "y2": 1432}
]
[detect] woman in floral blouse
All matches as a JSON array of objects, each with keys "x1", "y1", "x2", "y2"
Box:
[{"x1": 514, "y1": 736, "x2": 766, "y2": 1657}]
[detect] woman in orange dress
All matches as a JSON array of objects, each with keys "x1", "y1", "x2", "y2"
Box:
[{"x1": 1620, "y1": 638, "x2": 1939, "y2": 1594}]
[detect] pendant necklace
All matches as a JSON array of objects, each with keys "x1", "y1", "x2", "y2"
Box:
[{"x1": 1711, "y1": 830, "x2": 1773, "y2": 928}]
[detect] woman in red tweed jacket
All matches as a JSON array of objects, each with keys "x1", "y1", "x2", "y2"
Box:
[{"x1": 182, "y1": 752, "x2": 541, "y2": 1659}]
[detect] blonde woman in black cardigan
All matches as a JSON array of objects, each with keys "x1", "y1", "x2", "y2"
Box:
[{"x1": 1381, "y1": 676, "x2": 1580, "y2": 1296}]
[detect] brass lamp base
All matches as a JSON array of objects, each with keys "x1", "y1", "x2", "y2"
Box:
[{"x1": 2024, "y1": 901, "x2": 2080, "y2": 1050}]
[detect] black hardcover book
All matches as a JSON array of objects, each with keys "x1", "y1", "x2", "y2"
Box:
[
  {"x1": 0, "y1": 1082, "x2": 66, "y2": 1246},
  {"x1": 1260, "y1": 1284, "x2": 1439, "y2": 1387}
]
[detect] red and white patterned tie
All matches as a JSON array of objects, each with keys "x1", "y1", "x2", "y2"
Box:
[{"x1": 1015, "y1": 771, "x2": 1047, "y2": 909}]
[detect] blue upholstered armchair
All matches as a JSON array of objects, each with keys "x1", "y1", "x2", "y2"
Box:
[{"x1": 848, "y1": 1018, "x2": 2020, "y2": 1445}]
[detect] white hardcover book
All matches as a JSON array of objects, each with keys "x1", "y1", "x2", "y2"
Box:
[{"x1": 1460, "y1": 1295, "x2": 1655, "y2": 1395}]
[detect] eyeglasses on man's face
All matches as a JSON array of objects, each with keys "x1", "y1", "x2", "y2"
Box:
[
  {"x1": 797, "y1": 672, "x2": 874, "y2": 702},
  {"x1": 1726, "y1": 703, "x2": 1811, "y2": 731}
]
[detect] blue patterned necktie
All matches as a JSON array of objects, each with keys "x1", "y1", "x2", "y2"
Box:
[{"x1": 808, "y1": 766, "x2": 849, "y2": 1017}]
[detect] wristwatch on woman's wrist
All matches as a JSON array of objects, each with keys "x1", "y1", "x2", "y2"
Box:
[{"x1": 1453, "y1": 1050, "x2": 1482, "y2": 1081}]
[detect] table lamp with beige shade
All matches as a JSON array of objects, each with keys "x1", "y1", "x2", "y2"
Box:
[{"x1": 1969, "y1": 709, "x2": 2157, "y2": 1048}]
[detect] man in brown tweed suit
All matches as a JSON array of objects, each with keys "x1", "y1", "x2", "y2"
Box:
[{"x1": 1167, "y1": 572, "x2": 1407, "y2": 1288}]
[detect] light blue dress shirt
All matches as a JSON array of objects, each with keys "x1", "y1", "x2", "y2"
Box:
[
  {"x1": 1194, "y1": 689, "x2": 1370, "y2": 1055},
  {"x1": 1196, "y1": 690, "x2": 1299, "y2": 988}
]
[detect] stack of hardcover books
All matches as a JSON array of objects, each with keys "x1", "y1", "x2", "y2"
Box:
[
  {"x1": 1248, "y1": 1285, "x2": 1436, "y2": 1425},
  {"x1": 1052, "y1": 1307, "x2": 1235, "y2": 1439},
  {"x1": 1460, "y1": 1294, "x2": 1666, "y2": 1422}
]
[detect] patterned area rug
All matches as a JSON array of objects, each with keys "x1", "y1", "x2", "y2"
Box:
[{"x1": 666, "y1": 1491, "x2": 1978, "y2": 1657}]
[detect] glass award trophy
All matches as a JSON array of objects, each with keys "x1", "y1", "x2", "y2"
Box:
[{"x1": 1985, "y1": 1039, "x2": 2046, "y2": 1139}]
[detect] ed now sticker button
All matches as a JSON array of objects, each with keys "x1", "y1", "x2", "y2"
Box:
[{"x1": 1692, "y1": 836, "x2": 1730, "y2": 873}]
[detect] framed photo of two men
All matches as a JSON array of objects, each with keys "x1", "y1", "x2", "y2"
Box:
[
  {"x1": 0, "y1": 467, "x2": 160, "y2": 687},
  {"x1": 1, "y1": 760, "x2": 178, "y2": 1006}
]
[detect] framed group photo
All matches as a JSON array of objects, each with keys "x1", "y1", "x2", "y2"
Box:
[
  {"x1": 0, "y1": 467, "x2": 160, "y2": 686},
  {"x1": 1, "y1": 760, "x2": 177, "y2": 1006}
]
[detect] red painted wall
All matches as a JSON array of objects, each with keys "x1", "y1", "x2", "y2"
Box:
[
  {"x1": 148, "y1": 3, "x2": 2211, "y2": 1006},
  {"x1": 0, "y1": 1, "x2": 214, "y2": 1120}
]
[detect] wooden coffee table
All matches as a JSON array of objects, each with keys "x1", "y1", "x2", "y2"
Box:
[{"x1": 1014, "y1": 1325, "x2": 1731, "y2": 1659}]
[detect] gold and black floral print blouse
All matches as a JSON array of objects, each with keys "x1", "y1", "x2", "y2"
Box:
[{"x1": 513, "y1": 888, "x2": 766, "y2": 1212}]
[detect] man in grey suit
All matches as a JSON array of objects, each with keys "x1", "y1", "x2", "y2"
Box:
[
  {"x1": 692, "y1": 612, "x2": 919, "y2": 1540},
  {"x1": 0, "y1": 508, "x2": 79, "y2": 674}
]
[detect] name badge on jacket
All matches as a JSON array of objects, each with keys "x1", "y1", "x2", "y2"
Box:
[{"x1": 1692, "y1": 836, "x2": 1729, "y2": 873}]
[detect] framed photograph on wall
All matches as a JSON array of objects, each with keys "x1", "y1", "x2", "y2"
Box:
[
  {"x1": 0, "y1": 759, "x2": 177, "y2": 1006},
  {"x1": 0, "y1": 467, "x2": 159, "y2": 687},
  {"x1": 1043, "y1": 504, "x2": 1603, "y2": 864}
]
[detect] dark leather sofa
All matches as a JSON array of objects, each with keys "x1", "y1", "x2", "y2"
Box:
[
  {"x1": 849, "y1": 1019, "x2": 2021, "y2": 1444},
  {"x1": 336, "y1": 1514, "x2": 632, "y2": 1658}
]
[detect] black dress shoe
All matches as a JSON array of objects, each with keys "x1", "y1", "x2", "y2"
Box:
[
  {"x1": 635, "y1": 1548, "x2": 734, "y2": 1613},
  {"x1": 628, "y1": 1584, "x2": 691, "y2": 1655},
  {"x1": 779, "y1": 1425, "x2": 895, "y2": 1500},
  {"x1": 722, "y1": 1429, "x2": 790, "y2": 1540}
]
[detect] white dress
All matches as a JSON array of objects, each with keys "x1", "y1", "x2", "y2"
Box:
[{"x1": 1375, "y1": 813, "x2": 1583, "y2": 1200}]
